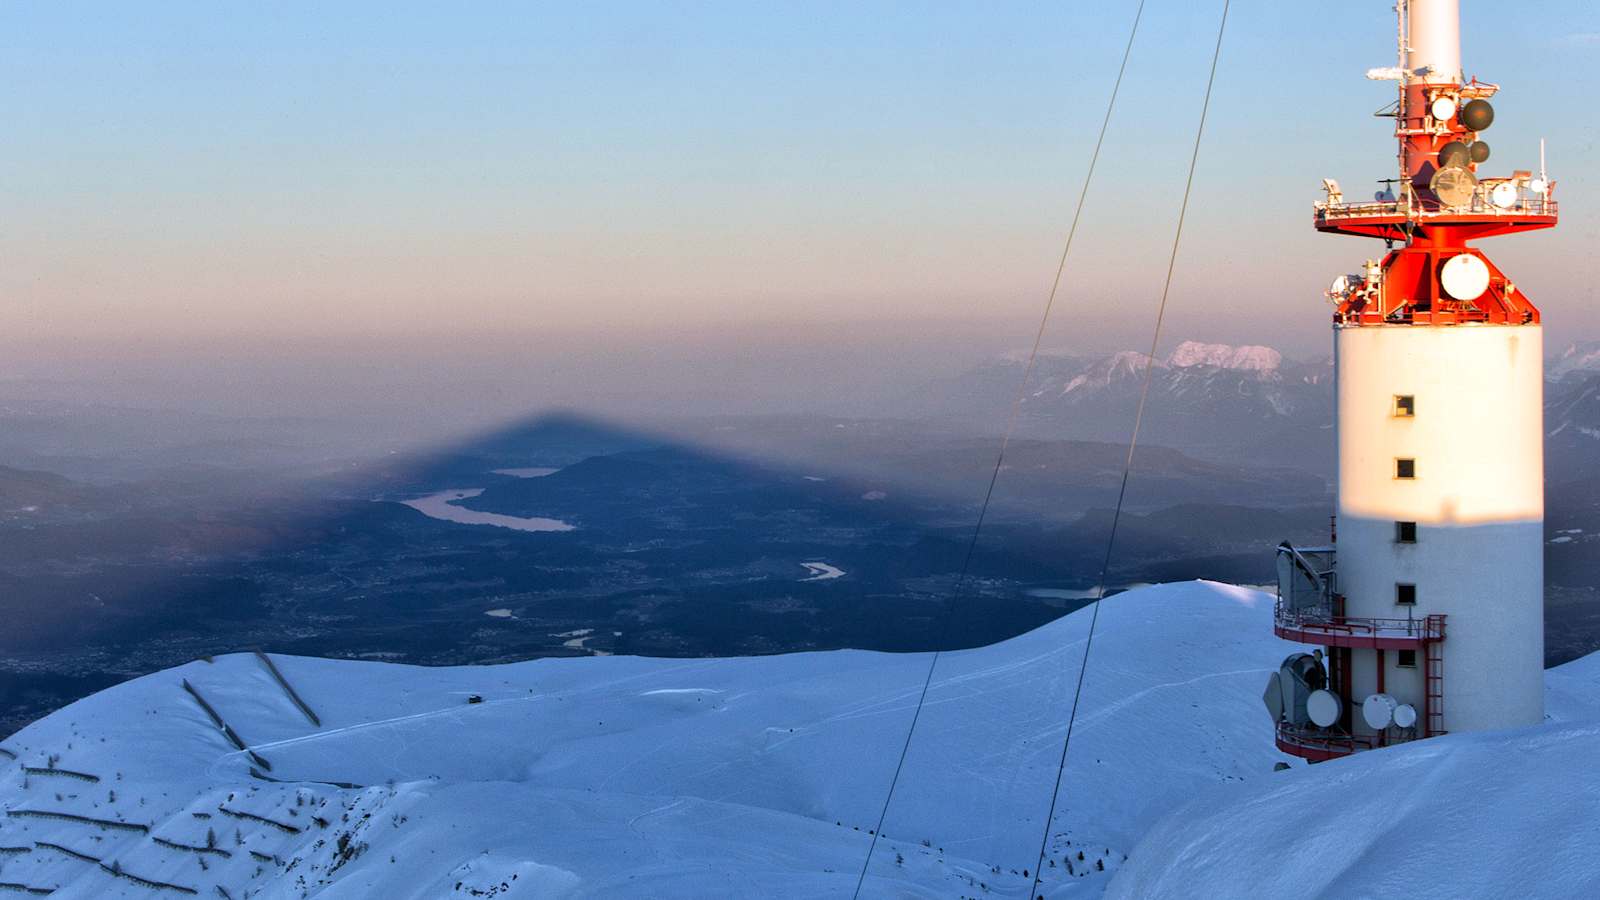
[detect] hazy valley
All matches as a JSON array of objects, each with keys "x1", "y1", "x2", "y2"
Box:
[{"x1": 3, "y1": 341, "x2": 1599, "y2": 739}]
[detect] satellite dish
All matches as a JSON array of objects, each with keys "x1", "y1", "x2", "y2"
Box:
[
  {"x1": 1430, "y1": 96, "x2": 1458, "y2": 121},
  {"x1": 1490, "y1": 182, "x2": 1519, "y2": 209},
  {"x1": 1263, "y1": 671, "x2": 1285, "y2": 722},
  {"x1": 1394, "y1": 704, "x2": 1419, "y2": 729},
  {"x1": 1530, "y1": 177, "x2": 1549, "y2": 195},
  {"x1": 1329, "y1": 274, "x2": 1352, "y2": 297},
  {"x1": 1362, "y1": 693, "x2": 1398, "y2": 730},
  {"x1": 1307, "y1": 689, "x2": 1342, "y2": 728},
  {"x1": 1441, "y1": 253, "x2": 1491, "y2": 301},
  {"x1": 1469, "y1": 140, "x2": 1491, "y2": 164},
  {"x1": 1437, "y1": 141, "x2": 1471, "y2": 169},
  {"x1": 1461, "y1": 98, "x2": 1494, "y2": 131},
  {"x1": 1430, "y1": 165, "x2": 1478, "y2": 207}
]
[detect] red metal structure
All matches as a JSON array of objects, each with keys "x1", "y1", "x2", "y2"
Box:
[
  {"x1": 1273, "y1": 599, "x2": 1447, "y2": 761},
  {"x1": 1316, "y1": 58, "x2": 1554, "y2": 327}
]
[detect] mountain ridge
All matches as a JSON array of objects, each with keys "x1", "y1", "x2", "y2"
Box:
[
  {"x1": 2, "y1": 581, "x2": 1596, "y2": 897},
  {"x1": 911, "y1": 339, "x2": 1600, "y2": 474}
]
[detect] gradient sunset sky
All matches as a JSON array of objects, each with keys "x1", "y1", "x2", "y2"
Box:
[{"x1": 4, "y1": 1, "x2": 1597, "y2": 381}]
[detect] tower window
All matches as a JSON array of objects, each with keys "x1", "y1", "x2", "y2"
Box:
[
  {"x1": 1397, "y1": 649, "x2": 1418, "y2": 668},
  {"x1": 1396, "y1": 458, "x2": 1416, "y2": 479},
  {"x1": 1394, "y1": 395, "x2": 1415, "y2": 417},
  {"x1": 1396, "y1": 583, "x2": 1416, "y2": 605},
  {"x1": 1396, "y1": 521, "x2": 1418, "y2": 543}
]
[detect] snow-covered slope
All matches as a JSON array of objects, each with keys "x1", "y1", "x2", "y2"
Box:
[
  {"x1": 4, "y1": 582, "x2": 1596, "y2": 898},
  {"x1": 1109, "y1": 653, "x2": 1600, "y2": 900},
  {"x1": 0, "y1": 582, "x2": 1297, "y2": 898}
]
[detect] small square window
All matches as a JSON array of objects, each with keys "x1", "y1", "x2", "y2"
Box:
[
  {"x1": 1396, "y1": 583, "x2": 1416, "y2": 605},
  {"x1": 1397, "y1": 649, "x2": 1418, "y2": 668},
  {"x1": 1396, "y1": 521, "x2": 1418, "y2": 543},
  {"x1": 1394, "y1": 395, "x2": 1415, "y2": 417},
  {"x1": 1396, "y1": 458, "x2": 1416, "y2": 479}
]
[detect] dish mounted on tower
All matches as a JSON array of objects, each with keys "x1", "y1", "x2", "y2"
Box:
[
  {"x1": 1316, "y1": 0, "x2": 1555, "y2": 326},
  {"x1": 1265, "y1": 0, "x2": 1553, "y2": 763}
]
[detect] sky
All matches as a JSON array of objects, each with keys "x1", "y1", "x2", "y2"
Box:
[{"x1": 2, "y1": 1, "x2": 1598, "y2": 419}]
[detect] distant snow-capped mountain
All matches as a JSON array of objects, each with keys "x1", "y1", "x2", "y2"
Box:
[
  {"x1": 919, "y1": 339, "x2": 1599, "y2": 477},
  {"x1": 908, "y1": 341, "x2": 1335, "y2": 471},
  {"x1": 1549, "y1": 340, "x2": 1600, "y2": 381},
  {"x1": 1028, "y1": 341, "x2": 1321, "y2": 413},
  {"x1": 1164, "y1": 340, "x2": 1284, "y2": 372},
  {"x1": 1546, "y1": 370, "x2": 1600, "y2": 522},
  {"x1": 1544, "y1": 343, "x2": 1600, "y2": 458}
]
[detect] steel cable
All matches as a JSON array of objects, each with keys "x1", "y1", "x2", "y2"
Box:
[
  {"x1": 849, "y1": 3, "x2": 1150, "y2": 895},
  {"x1": 1024, "y1": 2, "x2": 1231, "y2": 897}
]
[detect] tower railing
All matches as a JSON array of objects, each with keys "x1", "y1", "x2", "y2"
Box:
[
  {"x1": 1274, "y1": 599, "x2": 1446, "y2": 648},
  {"x1": 1274, "y1": 721, "x2": 1385, "y2": 761},
  {"x1": 1314, "y1": 194, "x2": 1557, "y2": 222}
]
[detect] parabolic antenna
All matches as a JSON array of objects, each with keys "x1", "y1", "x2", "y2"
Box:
[
  {"x1": 1441, "y1": 253, "x2": 1491, "y2": 300},
  {"x1": 1437, "y1": 141, "x2": 1471, "y2": 169},
  {"x1": 1461, "y1": 98, "x2": 1495, "y2": 131},
  {"x1": 1490, "y1": 182, "x2": 1519, "y2": 209},
  {"x1": 1430, "y1": 95, "x2": 1458, "y2": 121},
  {"x1": 1530, "y1": 177, "x2": 1549, "y2": 195},
  {"x1": 1263, "y1": 671, "x2": 1284, "y2": 722},
  {"x1": 1394, "y1": 704, "x2": 1419, "y2": 729},
  {"x1": 1362, "y1": 693, "x2": 1398, "y2": 730},
  {"x1": 1431, "y1": 165, "x2": 1478, "y2": 207},
  {"x1": 1307, "y1": 689, "x2": 1342, "y2": 728}
]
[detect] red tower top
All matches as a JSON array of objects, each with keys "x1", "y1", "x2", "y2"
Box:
[{"x1": 1316, "y1": 0, "x2": 1556, "y2": 327}]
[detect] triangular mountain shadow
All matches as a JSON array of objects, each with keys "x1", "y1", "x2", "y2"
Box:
[
  {"x1": 1, "y1": 408, "x2": 1338, "y2": 738},
  {"x1": 0, "y1": 410, "x2": 1141, "y2": 736},
  {"x1": 363, "y1": 410, "x2": 663, "y2": 489}
]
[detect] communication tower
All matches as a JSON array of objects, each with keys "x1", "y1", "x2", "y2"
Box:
[{"x1": 1264, "y1": 0, "x2": 1555, "y2": 761}]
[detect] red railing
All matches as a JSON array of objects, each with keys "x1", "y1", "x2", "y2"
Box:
[
  {"x1": 1275, "y1": 721, "x2": 1388, "y2": 762},
  {"x1": 1275, "y1": 601, "x2": 1445, "y2": 648}
]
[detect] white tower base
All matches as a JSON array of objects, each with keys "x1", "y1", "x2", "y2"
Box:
[{"x1": 1336, "y1": 324, "x2": 1544, "y2": 734}]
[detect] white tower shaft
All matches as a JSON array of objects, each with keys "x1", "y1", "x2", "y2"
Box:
[
  {"x1": 1336, "y1": 325, "x2": 1545, "y2": 734},
  {"x1": 1406, "y1": 0, "x2": 1461, "y2": 84}
]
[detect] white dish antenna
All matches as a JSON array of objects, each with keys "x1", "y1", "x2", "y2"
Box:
[
  {"x1": 1530, "y1": 177, "x2": 1549, "y2": 195},
  {"x1": 1328, "y1": 273, "x2": 1367, "y2": 304},
  {"x1": 1430, "y1": 95, "x2": 1458, "y2": 120},
  {"x1": 1394, "y1": 703, "x2": 1419, "y2": 729},
  {"x1": 1440, "y1": 253, "x2": 1490, "y2": 300},
  {"x1": 1430, "y1": 165, "x2": 1478, "y2": 207},
  {"x1": 1307, "y1": 689, "x2": 1342, "y2": 728},
  {"x1": 1362, "y1": 693, "x2": 1398, "y2": 730},
  {"x1": 1490, "y1": 182, "x2": 1519, "y2": 209}
]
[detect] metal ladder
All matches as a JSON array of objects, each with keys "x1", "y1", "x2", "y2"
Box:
[{"x1": 1424, "y1": 614, "x2": 1447, "y2": 736}]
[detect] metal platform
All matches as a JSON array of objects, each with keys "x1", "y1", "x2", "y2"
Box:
[
  {"x1": 1274, "y1": 603, "x2": 1446, "y2": 650},
  {"x1": 1274, "y1": 721, "x2": 1386, "y2": 762},
  {"x1": 1312, "y1": 196, "x2": 1557, "y2": 241}
]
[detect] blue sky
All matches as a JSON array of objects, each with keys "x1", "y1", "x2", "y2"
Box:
[{"x1": 3, "y1": 1, "x2": 1597, "y2": 364}]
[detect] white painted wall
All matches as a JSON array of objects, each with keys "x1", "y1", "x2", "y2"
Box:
[
  {"x1": 1336, "y1": 323, "x2": 1544, "y2": 733},
  {"x1": 1408, "y1": 0, "x2": 1462, "y2": 84}
]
